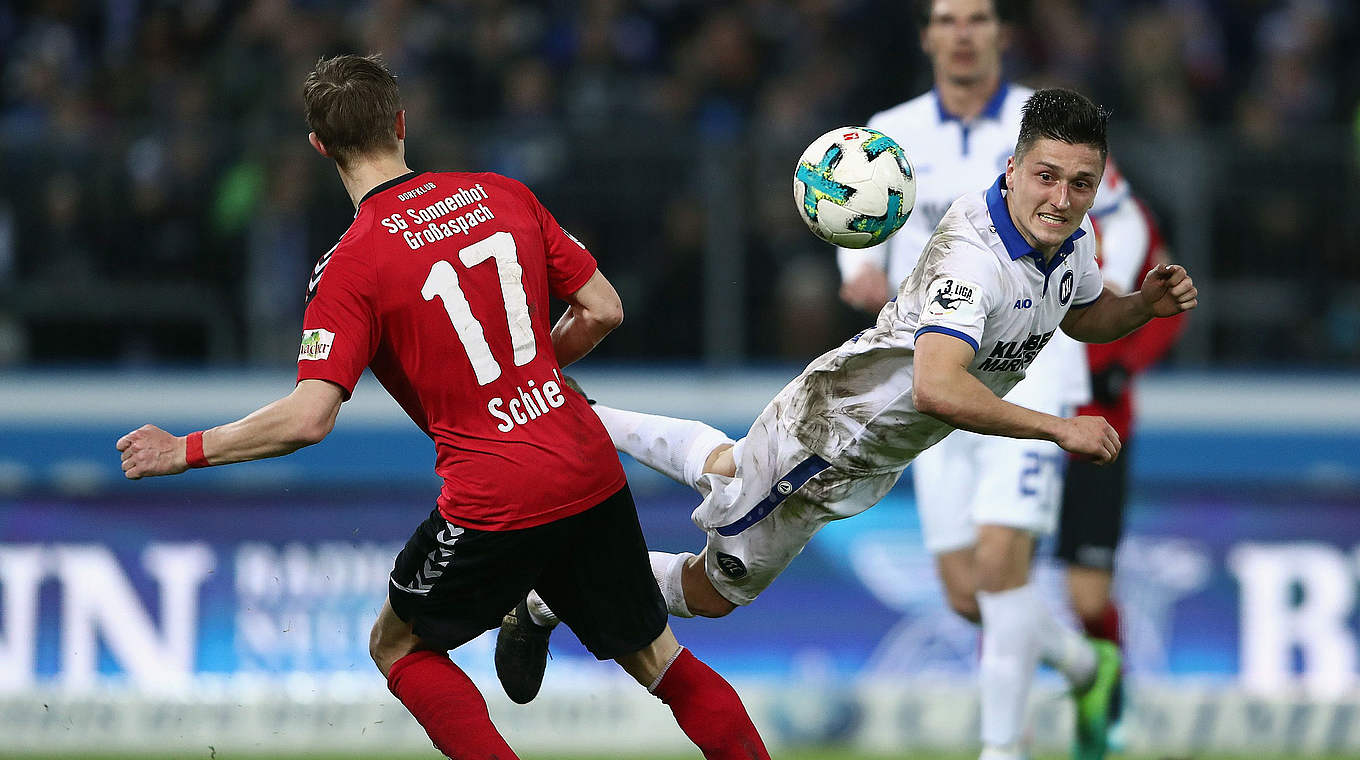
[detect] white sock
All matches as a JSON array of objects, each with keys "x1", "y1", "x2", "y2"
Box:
[
  {"x1": 977, "y1": 585, "x2": 1042, "y2": 751},
  {"x1": 525, "y1": 589, "x2": 558, "y2": 628},
  {"x1": 649, "y1": 551, "x2": 695, "y2": 618},
  {"x1": 593, "y1": 404, "x2": 733, "y2": 490},
  {"x1": 1036, "y1": 606, "x2": 1097, "y2": 689}
]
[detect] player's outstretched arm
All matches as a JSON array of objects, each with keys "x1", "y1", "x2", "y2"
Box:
[
  {"x1": 116, "y1": 379, "x2": 345, "y2": 479},
  {"x1": 1061, "y1": 264, "x2": 1198, "y2": 344},
  {"x1": 550, "y1": 269, "x2": 623, "y2": 368},
  {"x1": 913, "y1": 332, "x2": 1121, "y2": 463}
]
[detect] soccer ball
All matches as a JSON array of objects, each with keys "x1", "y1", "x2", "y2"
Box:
[{"x1": 793, "y1": 126, "x2": 915, "y2": 248}]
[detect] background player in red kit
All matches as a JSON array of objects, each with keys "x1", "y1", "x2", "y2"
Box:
[
  {"x1": 116, "y1": 53, "x2": 769, "y2": 760},
  {"x1": 1057, "y1": 161, "x2": 1187, "y2": 731}
]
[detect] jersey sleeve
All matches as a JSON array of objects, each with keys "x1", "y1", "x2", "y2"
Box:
[
  {"x1": 296, "y1": 246, "x2": 379, "y2": 399},
  {"x1": 912, "y1": 244, "x2": 1001, "y2": 354},
  {"x1": 1070, "y1": 224, "x2": 1105, "y2": 309},
  {"x1": 513, "y1": 181, "x2": 598, "y2": 298}
]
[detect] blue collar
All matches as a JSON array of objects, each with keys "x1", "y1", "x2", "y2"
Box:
[
  {"x1": 985, "y1": 173, "x2": 1086, "y2": 264},
  {"x1": 935, "y1": 82, "x2": 1010, "y2": 123}
]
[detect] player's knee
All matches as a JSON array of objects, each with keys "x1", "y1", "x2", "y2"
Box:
[
  {"x1": 1070, "y1": 589, "x2": 1110, "y2": 626},
  {"x1": 368, "y1": 613, "x2": 418, "y2": 677},
  {"x1": 682, "y1": 555, "x2": 739, "y2": 617},
  {"x1": 704, "y1": 444, "x2": 736, "y2": 478},
  {"x1": 945, "y1": 590, "x2": 981, "y2": 624},
  {"x1": 974, "y1": 527, "x2": 1032, "y2": 592},
  {"x1": 688, "y1": 594, "x2": 737, "y2": 618}
]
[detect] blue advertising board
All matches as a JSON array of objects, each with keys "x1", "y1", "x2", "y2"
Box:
[{"x1": 0, "y1": 370, "x2": 1358, "y2": 699}]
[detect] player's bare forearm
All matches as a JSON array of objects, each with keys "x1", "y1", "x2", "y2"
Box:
[
  {"x1": 1060, "y1": 289, "x2": 1153, "y2": 343},
  {"x1": 552, "y1": 269, "x2": 623, "y2": 367},
  {"x1": 912, "y1": 332, "x2": 1120, "y2": 463},
  {"x1": 1062, "y1": 264, "x2": 1197, "y2": 344},
  {"x1": 116, "y1": 380, "x2": 343, "y2": 479},
  {"x1": 205, "y1": 382, "x2": 343, "y2": 463},
  {"x1": 550, "y1": 304, "x2": 618, "y2": 368},
  {"x1": 914, "y1": 358, "x2": 1063, "y2": 441},
  {"x1": 912, "y1": 333, "x2": 1063, "y2": 441}
]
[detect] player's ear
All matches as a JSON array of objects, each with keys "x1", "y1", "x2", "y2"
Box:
[
  {"x1": 394, "y1": 110, "x2": 406, "y2": 141},
  {"x1": 1004, "y1": 155, "x2": 1015, "y2": 190},
  {"x1": 308, "y1": 132, "x2": 330, "y2": 158}
]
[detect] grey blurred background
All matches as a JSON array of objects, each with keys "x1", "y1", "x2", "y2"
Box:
[{"x1": 1, "y1": 0, "x2": 1357, "y2": 369}]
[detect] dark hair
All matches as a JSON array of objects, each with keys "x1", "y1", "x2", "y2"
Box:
[
  {"x1": 1015, "y1": 88, "x2": 1109, "y2": 161},
  {"x1": 303, "y1": 54, "x2": 403, "y2": 169},
  {"x1": 913, "y1": 0, "x2": 1011, "y2": 28}
]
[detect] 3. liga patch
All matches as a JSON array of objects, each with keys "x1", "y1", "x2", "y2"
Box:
[
  {"x1": 924, "y1": 277, "x2": 980, "y2": 318},
  {"x1": 298, "y1": 328, "x2": 335, "y2": 361}
]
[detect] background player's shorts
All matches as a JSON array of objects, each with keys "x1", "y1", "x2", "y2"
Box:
[
  {"x1": 1056, "y1": 441, "x2": 1131, "y2": 571},
  {"x1": 388, "y1": 484, "x2": 667, "y2": 660},
  {"x1": 690, "y1": 395, "x2": 903, "y2": 607},
  {"x1": 913, "y1": 427, "x2": 1068, "y2": 554}
]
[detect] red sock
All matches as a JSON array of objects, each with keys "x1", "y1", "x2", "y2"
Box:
[
  {"x1": 387, "y1": 650, "x2": 518, "y2": 760},
  {"x1": 1082, "y1": 601, "x2": 1122, "y2": 648},
  {"x1": 651, "y1": 647, "x2": 770, "y2": 760}
]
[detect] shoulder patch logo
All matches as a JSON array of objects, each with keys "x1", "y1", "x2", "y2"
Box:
[
  {"x1": 298, "y1": 328, "x2": 336, "y2": 361},
  {"x1": 925, "y1": 278, "x2": 978, "y2": 318}
]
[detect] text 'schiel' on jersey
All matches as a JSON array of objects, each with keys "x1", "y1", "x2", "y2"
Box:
[{"x1": 298, "y1": 171, "x2": 624, "y2": 531}]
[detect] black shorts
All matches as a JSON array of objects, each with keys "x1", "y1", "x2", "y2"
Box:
[
  {"x1": 388, "y1": 484, "x2": 667, "y2": 660},
  {"x1": 1056, "y1": 443, "x2": 1130, "y2": 571}
]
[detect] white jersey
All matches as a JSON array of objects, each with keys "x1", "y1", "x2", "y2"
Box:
[
  {"x1": 788, "y1": 176, "x2": 1103, "y2": 474},
  {"x1": 1089, "y1": 158, "x2": 1149, "y2": 294},
  {"x1": 837, "y1": 83, "x2": 1091, "y2": 406}
]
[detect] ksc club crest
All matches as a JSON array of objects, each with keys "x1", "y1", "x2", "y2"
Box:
[{"x1": 1059, "y1": 270, "x2": 1075, "y2": 306}]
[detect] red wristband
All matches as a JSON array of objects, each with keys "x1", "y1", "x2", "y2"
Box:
[{"x1": 185, "y1": 431, "x2": 210, "y2": 468}]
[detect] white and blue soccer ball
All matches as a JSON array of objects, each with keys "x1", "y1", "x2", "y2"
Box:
[{"x1": 793, "y1": 126, "x2": 915, "y2": 249}]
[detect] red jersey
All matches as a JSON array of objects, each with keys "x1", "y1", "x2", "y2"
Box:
[
  {"x1": 1083, "y1": 198, "x2": 1186, "y2": 439},
  {"x1": 297, "y1": 171, "x2": 625, "y2": 530}
]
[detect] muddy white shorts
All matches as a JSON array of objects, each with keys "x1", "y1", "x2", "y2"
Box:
[
  {"x1": 913, "y1": 391, "x2": 1071, "y2": 555},
  {"x1": 691, "y1": 396, "x2": 903, "y2": 606}
]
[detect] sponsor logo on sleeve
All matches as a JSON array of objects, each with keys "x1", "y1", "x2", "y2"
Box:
[
  {"x1": 298, "y1": 328, "x2": 335, "y2": 361},
  {"x1": 925, "y1": 278, "x2": 978, "y2": 318}
]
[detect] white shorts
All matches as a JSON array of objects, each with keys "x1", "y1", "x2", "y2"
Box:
[
  {"x1": 691, "y1": 395, "x2": 902, "y2": 606},
  {"x1": 913, "y1": 411, "x2": 1070, "y2": 555}
]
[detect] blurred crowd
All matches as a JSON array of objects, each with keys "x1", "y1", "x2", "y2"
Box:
[{"x1": 1, "y1": 0, "x2": 1358, "y2": 366}]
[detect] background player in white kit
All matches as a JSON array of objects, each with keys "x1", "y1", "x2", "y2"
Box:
[{"x1": 499, "y1": 88, "x2": 1198, "y2": 760}]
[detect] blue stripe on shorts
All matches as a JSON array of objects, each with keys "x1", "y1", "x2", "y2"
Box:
[{"x1": 713, "y1": 454, "x2": 832, "y2": 537}]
